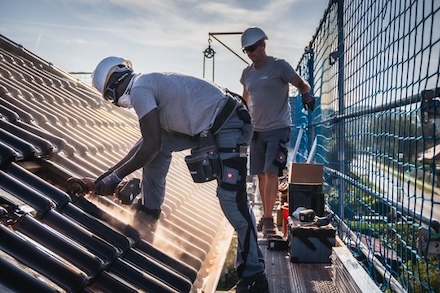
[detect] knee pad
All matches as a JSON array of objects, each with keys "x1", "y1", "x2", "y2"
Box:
[{"x1": 220, "y1": 157, "x2": 247, "y2": 192}]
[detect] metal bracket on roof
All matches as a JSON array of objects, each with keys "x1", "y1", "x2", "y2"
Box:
[{"x1": 0, "y1": 196, "x2": 29, "y2": 226}]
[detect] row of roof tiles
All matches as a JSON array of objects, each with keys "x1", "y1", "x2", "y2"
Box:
[{"x1": 0, "y1": 34, "x2": 232, "y2": 292}]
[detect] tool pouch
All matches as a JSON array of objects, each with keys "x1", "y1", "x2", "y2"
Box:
[
  {"x1": 273, "y1": 140, "x2": 288, "y2": 168},
  {"x1": 273, "y1": 140, "x2": 288, "y2": 177},
  {"x1": 185, "y1": 145, "x2": 220, "y2": 183},
  {"x1": 185, "y1": 130, "x2": 220, "y2": 183}
]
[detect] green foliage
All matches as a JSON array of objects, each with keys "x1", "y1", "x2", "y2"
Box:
[
  {"x1": 319, "y1": 109, "x2": 440, "y2": 292},
  {"x1": 403, "y1": 257, "x2": 440, "y2": 293},
  {"x1": 343, "y1": 187, "x2": 440, "y2": 292}
]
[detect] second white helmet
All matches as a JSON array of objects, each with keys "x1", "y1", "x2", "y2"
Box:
[
  {"x1": 92, "y1": 56, "x2": 133, "y2": 95},
  {"x1": 241, "y1": 27, "x2": 268, "y2": 49}
]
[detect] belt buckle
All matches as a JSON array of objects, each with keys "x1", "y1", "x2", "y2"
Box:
[{"x1": 239, "y1": 145, "x2": 248, "y2": 157}]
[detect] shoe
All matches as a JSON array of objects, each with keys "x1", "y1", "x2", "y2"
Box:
[
  {"x1": 257, "y1": 217, "x2": 273, "y2": 232},
  {"x1": 236, "y1": 272, "x2": 269, "y2": 293},
  {"x1": 134, "y1": 199, "x2": 161, "y2": 220},
  {"x1": 262, "y1": 217, "x2": 276, "y2": 237}
]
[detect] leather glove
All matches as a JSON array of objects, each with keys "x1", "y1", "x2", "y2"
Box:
[
  {"x1": 301, "y1": 93, "x2": 315, "y2": 111},
  {"x1": 94, "y1": 170, "x2": 122, "y2": 196}
]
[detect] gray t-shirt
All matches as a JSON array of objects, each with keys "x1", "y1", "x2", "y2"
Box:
[
  {"x1": 129, "y1": 72, "x2": 228, "y2": 136},
  {"x1": 240, "y1": 56, "x2": 298, "y2": 132}
]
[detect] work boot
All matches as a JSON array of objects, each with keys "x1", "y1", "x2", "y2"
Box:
[
  {"x1": 262, "y1": 217, "x2": 276, "y2": 237},
  {"x1": 235, "y1": 272, "x2": 270, "y2": 293},
  {"x1": 134, "y1": 199, "x2": 161, "y2": 220}
]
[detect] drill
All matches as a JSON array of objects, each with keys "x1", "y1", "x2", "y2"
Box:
[{"x1": 66, "y1": 177, "x2": 141, "y2": 205}]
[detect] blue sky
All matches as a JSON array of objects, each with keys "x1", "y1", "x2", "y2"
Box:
[{"x1": 1, "y1": 0, "x2": 329, "y2": 93}]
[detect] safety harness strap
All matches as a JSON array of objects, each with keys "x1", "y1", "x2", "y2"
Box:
[{"x1": 210, "y1": 96, "x2": 238, "y2": 134}]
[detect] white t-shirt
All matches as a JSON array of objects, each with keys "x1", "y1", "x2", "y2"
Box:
[{"x1": 129, "y1": 72, "x2": 228, "y2": 136}]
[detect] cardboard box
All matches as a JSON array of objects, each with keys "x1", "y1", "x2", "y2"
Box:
[
  {"x1": 288, "y1": 163, "x2": 323, "y2": 184},
  {"x1": 289, "y1": 221, "x2": 336, "y2": 263}
]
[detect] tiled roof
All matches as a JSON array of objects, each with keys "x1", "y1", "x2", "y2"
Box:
[{"x1": 0, "y1": 34, "x2": 233, "y2": 293}]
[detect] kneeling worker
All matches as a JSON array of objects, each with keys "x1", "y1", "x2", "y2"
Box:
[{"x1": 91, "y1": 56, "x2": 270, "y2": 292}]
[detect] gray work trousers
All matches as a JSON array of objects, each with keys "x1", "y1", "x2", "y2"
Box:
[{"x1": 141, "y1": 112, "x2": 265, "y2": 278}]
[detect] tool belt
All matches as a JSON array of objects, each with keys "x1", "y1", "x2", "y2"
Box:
[
  {"x1": 185, "y1": 130, "x2": 220, "y2": 183},
  {"x1": 185, "y1": 93, "x2": 250, "y2": 183}
]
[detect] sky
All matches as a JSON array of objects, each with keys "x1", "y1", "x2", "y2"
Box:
[{"x1": 1, "y1": 0, "x2": 330, "y2": 94}]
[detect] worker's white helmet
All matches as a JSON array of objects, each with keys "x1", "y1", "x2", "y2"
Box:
[
  {"x1": 241, "y1": 27, "x2": 268, "y2": 49},
  {"x1": 92, "y1": 56, "x2": 132, "y2": 95}
]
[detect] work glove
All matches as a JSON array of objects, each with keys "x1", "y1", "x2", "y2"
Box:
[
  {"x1": 95, "y1": 168, "x2": 114, "y2": 183},
  {"x1": 301, "y1": 93, "x2": 315, "y2": 111},
  {"x1": 94, "y1": 170, "x2": 122, "y2": 196}
]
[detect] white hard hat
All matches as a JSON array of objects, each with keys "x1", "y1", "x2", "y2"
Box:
[
  {"x1": 241, "y1": 27, "x2": 268, "y2": 49},
  {"x1": 92, "y1": 56, "x2": 133, "y2": 95}
]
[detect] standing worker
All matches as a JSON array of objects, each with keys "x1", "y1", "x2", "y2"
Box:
[
  {"x1": 91, "y1": 56, "x2": 269, "y2": 292},
  {"x1": 240, "y1": 27, "x2": 315, "y2": 237}
]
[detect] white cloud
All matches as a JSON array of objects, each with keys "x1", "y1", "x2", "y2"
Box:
[{"x1": 0, "y1": 0, "x2": 329, "y2": 91}]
